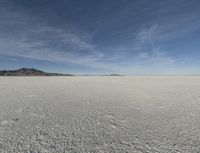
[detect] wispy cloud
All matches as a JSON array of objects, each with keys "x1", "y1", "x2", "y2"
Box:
[
  {"x1": 0, "y1": 6, "x2": 105, "y2": 67},
  {"x1": 135, "y1": 47, "x2": 176, "y2": 68},
  {"x1": 137, "y1": 24, "x2": 159, "y2": 45},
  {"x1": 131, "y1": 24, "x2": 180, "y2": 74},
  {"x1": 0, "y1": 5, "x2": 131, "y2": 72}
]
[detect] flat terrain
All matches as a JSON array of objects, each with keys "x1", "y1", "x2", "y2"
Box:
[{"x1": 0, "y1": 77, "x2": 200, "y2": 153}]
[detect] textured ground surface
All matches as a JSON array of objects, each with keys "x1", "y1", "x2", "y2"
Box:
[{"x1": 0, "y1": 76, "x2": 200, "y2": 153}]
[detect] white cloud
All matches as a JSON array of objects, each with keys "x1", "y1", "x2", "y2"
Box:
[
  {"x1": 137, "y1": 24, "x2": 159, "y2": 44},
  {"x1": 135, "y1": 47, "x2": 175, "y2": 67},
  {"x1": 132, "y1": 25, "x2": 179, "y2": 74},
  {"x1": 0, "y1": 5, "x2": 106, "y2": 69},
  {"x1": 0, "y1": 24, "x2": 105, "y2": 66}
]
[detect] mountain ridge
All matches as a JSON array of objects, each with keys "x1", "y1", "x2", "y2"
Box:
[{"x1": 0, "y1": 68, "x2": 74, "y2": 76}]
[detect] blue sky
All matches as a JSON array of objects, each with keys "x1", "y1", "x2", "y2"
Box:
[{"x1": 0, "y1": 0, "x2": 200, "y2": 75}]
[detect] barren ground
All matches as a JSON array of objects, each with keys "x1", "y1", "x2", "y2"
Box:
[{"x1": 0, "y1": 76, "x2": 200, "y2": 153}]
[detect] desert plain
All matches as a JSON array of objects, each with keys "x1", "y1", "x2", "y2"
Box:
[{"x1": 0, "y1": 76, "x2": 200, "y2": 152}]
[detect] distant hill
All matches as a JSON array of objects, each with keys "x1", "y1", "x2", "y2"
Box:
[
  {"x1": 109, "y1": 74, "x2": 125, "y2": 76},
  {"x1": 81, "y1": 74, "x2": 125, "y2": 76},
  {"x1": 0, "y1": 68, "x2": 74, "y2": 76}
]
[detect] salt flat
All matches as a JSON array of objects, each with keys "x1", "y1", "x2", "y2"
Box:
[{"x1": 0, "y1": 76, "x2": 200, "y2": 153}]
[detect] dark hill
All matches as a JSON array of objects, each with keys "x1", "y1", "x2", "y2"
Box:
[{"x1": 0, "y1": 68, "x2": 74, "y2": 76}]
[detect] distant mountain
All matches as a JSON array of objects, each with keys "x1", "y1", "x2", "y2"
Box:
[
  {"x1": 0, "y1": 68, "x2": 74, "y2": 76},
  {"x1": 109, "y1": 74, "x2": 125, "y2": 76},
  {"x1": 81, "y1": 74, "x2": 125, "y2": 76},
  {"x1": 99, "y1": 74, "x2": 125, "y2": 76}
]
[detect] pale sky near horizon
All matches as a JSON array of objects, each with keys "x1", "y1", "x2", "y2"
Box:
[{"x1": 0, "y1": 0, "x2": 200, "y2": 75}]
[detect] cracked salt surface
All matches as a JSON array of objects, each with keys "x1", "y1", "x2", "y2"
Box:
[{"x1": 0, "y1": 76, "x2": 200, "y2": 152}]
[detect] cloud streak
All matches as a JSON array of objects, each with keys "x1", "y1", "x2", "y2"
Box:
[
  {"x1": 130, "y1": 24, "x2": 181, "y2": 74},
  {"x1": 0, "y1": 5, "x2": 105, "y2": 68}
]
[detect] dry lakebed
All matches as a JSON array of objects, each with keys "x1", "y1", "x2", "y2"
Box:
[{"x1": 0, "y1": 76, "x2": 200, "y2": 153}]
